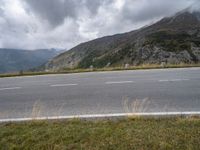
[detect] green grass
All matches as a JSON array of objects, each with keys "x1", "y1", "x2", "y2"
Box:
[
  {"x1": 0, "y1": 63, "x2": 200, "y2": 78},
  {"x1": 1, "y1": 117, "x2": 200, "y2": 150}
]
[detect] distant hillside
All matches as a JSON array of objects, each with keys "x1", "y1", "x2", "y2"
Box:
[
  {"x1": 0, "y1": 49, "x2": 60, "y2": 73},
  {"x1": 45, "y1": 10, "x2": 200, "y2": 71}
]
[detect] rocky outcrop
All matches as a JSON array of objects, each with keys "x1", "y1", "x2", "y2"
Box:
[{"x1": 132, "y1": 46, "x2": 196, "y2": 65}]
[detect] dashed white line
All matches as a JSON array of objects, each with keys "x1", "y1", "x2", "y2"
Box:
[
  {"x1": 50, "y1": 84, "x2": 78, "y2": 87},
  {"x1": 105, "y1": 81, "x2": 134, "y2": 84},
  {"x1": 0, "y1": 87, "x2": 22, "y2": 91},
  {"x1": 159, "y1": 79, "x2": 190, "y2": 82},
  {"x1": 191, "y1": 68, "x2": 200, "y2": 70},
  {"x1": 171, "y1": 79, "x2": 190, "y2": 81},
  {"x1": 159, "y1": 79, "x2": 169, "y2": 82}
]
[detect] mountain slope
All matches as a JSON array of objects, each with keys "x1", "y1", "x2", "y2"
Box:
[
  {"x1": 45, "y1": 10, "x2": 200, "y2": 70},
  {"x1": 0, "y1": 49, "x2": 60, "y2": 73}
]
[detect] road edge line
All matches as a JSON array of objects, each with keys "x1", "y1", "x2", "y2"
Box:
[{"x1": 1, "y1": 111, "x2": 200, "y2": 123}]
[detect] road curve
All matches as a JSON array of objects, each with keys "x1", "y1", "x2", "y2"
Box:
[{"x1": 0, "y1": 67, "x2": 200, "y2": 120}]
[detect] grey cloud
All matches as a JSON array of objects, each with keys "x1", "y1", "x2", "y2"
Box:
[
  {"x1": 189, "y1": 0, "x2": 200, "y2": 12},
  {"x1": 122, "y1": 0, "x2": 193, "y2": 23},
  {"x1": 24, "y1": 0, "x2": 107, "y2": 27},
  {"x1": 25, "y1": 0, "x2": 77, "y2": 27},
  {"x1": 0, "y1": 0, "x2": 199, "y2": 50},
  {"x1": 83, "y1": 0, "x2": 112, "y2": 15}
]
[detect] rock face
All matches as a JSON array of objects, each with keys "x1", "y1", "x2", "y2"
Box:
[
  {"x1": 132, "y1": 46, "x2": 194, "y2": 65},
  {"x1": 45, "y1": 10, "x2": 200, "y2": 71}
]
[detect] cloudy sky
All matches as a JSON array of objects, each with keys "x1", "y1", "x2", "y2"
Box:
[{"x1": 0, "y1": 0, "x2": 199, "y2": 50}]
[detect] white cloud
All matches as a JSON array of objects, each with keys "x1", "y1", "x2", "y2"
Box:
[{"x1": 0, "y1": 0, "x2": 198, "y2": 50}]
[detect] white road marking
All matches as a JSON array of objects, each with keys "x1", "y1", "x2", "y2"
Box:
[
  {"x1": 0, "y1": 87, "x2": 22, "y2": 91},
  {"x1": 171, "y1": 79, "x2": 190, "y2": 81},
  {"x1": 50, "y1": 84, "x2": 78, "y2": 87},
  {"x1": 1, "y1": 111, "x2": 200, "y2": 122},
  {"x1": 159, "y1": 79, "x2": 169, "y2": 82},
  {"x1": 105, "y1": 81, "x2": 134, "y2": 84},
  {"x1": 159, "y1": 79, "x2": 190, "y2": 82},
  {"x1": 191, "y1": 68, "x2": 200, "y2": 70}
]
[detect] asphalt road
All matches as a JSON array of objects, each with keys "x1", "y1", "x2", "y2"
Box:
[{"x1": 0, "y1": 68, "x2": 200, "y2": 119}]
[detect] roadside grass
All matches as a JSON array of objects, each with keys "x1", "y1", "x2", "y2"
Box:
[
  {"x1": 0, "y1": 63, "x2": 200, "y2": 78},
  {"x1": 0, "y1": 117, "x2": 200, "y2": 150}
]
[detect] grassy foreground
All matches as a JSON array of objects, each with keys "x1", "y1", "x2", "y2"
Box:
[
  {"x1": 0, "y1": 63, "x2": 200, "y2": 78},
  {"x1": 1, "y1": 117, "x2": 200, "y2": 150}
]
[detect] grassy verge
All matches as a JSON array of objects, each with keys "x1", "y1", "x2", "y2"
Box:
[
  {"x1": 1, "y1": 117, "x2": 200, "y2": 150},
  {"x1": 0, "y1": 63, "x2": 200, "y2": 78}
]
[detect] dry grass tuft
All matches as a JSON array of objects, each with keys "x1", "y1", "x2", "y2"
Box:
[
  {"x1": 31, "y1": 100, "x2": 43, "y2": 119},
  {"x1": 122, "y1": 97, "x2": 151, "y2": 114}
]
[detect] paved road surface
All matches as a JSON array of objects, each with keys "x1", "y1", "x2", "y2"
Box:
[{"x1": 0, "y1": 68, "x2": 200, "y2": 119}]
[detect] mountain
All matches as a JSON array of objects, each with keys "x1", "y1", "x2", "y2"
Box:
[
  {"x1": 45, "y1": 10, "x2": 200, "y2": 71},
  {"x1": 0, "y1": 48, "x2": 61, "y2": 73}
]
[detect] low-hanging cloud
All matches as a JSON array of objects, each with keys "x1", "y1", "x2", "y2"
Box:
[{"x1": 0, "y1": 0, "x2": 199, "y2": 50}]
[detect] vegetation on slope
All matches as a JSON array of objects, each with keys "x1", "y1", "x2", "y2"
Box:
[
  {"x1": 78, "y1": 44, "x2": 134, "y2": 68},
  {"x1": 145, "y1": 31, "x2": 192, "y2": 51},
  {"x1": 145, "y1": 30, "x2": 200, "y2": 51}
]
